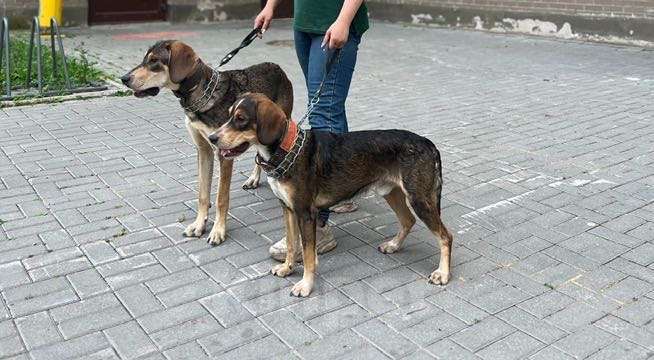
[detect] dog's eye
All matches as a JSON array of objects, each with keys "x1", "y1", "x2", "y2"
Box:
[{"x1": 148, "y1": 58, "x2": 157, "y2": 64}]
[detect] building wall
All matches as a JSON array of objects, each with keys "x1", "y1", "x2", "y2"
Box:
[
  {"x1": 373, "y1": 0, "x2": 654, "y2": 20},
  {"x1": 366, "y1": 0, "x2": 654, "y2": 41}
]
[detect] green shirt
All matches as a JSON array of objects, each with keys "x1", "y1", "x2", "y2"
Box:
[{"x1": 294, "y1": 0, "x2": 369, "y2": 36}]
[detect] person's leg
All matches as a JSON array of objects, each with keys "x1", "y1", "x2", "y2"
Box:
[
  {"x1": 294, "y1": 30, "x2": 312, "y2": 86},
  {"x1": 306, "y1": 32, "x2": 362, "y2": 225}
]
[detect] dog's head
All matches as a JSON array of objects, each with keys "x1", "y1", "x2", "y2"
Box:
[
  {"x1": 120, "y1": 40, "x2": 198, "y2": 98},
  {"x1": 208, "y1": 93, "x2": 288, "y2": 159}
]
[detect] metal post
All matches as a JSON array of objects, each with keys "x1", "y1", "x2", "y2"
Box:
[
  {"x1": 50, "y1": 18, "x2": 57, "y2": 79},
  {"x1": 0, "y1": 18, "x2": 10, "y2": 97},
  {"x1": 51, "y1": 18, "x2": 71, "y2": 90},
  {"x1": 26, "y1": 17, "x2": 44, "y2": 94}
]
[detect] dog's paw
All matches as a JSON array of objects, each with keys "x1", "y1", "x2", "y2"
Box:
[
  {"x1": 378, "y1": 240, "x2": 400, "y2": 254},
  {"x1": 207, "y1": 227, "x2": 226, "y2": 246},
  {"x1": 290, "y1": 278, "x2": 314, "y2": 297},
  {"x1": 428, "y1": 269, "x2": 450, "y2": 285},
  {"x1": 183, "y1": 219, "x2": 206, "y2": 237},
  {"x1": 242, "y1": 176, "x2": 260, "y2": 190},
  {"x1": 271, "y1": 263, "x2": 293, "y2": 277}
]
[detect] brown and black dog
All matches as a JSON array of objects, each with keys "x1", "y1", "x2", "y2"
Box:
[
  {"x1": 121, "y1": 41, "x2": 293, "y2": 244},
  {"x1": 210, "y1": 93, "x2": 454, "y2": 297}
]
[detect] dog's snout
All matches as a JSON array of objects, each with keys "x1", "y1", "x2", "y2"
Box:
[
  {"x1": 120, "y1": 74, "x2": 131, "y2": 86},
  {"x1": 208, "y1": 133, "x2": 219, "y2": 144}
]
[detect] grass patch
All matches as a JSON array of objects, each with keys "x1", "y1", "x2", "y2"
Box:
[{"x1": 0, "y1": 38, "x2": 106, "y2": 97}]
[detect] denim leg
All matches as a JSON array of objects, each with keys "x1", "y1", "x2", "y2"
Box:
[
  {"x1": 306, "y1": 32, "x2": 361, "y2": 133},
  {"x1": 293, "y1": 30, "x2": 312, "y2": 87}
]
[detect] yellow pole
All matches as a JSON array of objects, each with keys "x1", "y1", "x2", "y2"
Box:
[{"x1": 39, "y1": 0, "x2": 64, "y2": 28}]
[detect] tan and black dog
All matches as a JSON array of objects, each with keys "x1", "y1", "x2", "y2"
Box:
[
  {"x1": 121, "y1": 41, "x2": 293, "y2": 244},
  {"x1": 210, "y1": 93, "x2": 453, "y2": 297}
]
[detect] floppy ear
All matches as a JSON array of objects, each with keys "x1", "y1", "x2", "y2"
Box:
[
  {"x1": 255, "y1": 97, "x2": 288, "y2": 146},
  {"x1": 168, "y1": 41, "x2": 198, "y2": 83}
]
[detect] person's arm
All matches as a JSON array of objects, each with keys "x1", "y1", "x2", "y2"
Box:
[
  {"x1": 254, "y1": 0, "x2": 280, "y2": 33},
  {"x1": 322, "y1": 0, "x2": 365, "y2": 49}
]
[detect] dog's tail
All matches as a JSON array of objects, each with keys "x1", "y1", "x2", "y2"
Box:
[{"x1": 432, "y1": 145, "x2": 444, "y2": 216}]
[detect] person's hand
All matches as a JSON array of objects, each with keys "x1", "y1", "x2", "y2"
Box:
[
  {"x1": 322, "y1": 19, "x2": 349, "y2": 49},
  {"x1": 254, "y1": 6, "x2": 274, "y2": 36}
]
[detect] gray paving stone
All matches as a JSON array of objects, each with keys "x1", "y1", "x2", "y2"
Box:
[
  {"x1": 115, "y1": 284, "x2": 164, "y2": 317},
  {"x1": 14, "y1": 311, "x2": 62, "y2": 349},
  {"x1": 29, "y1": 332, "x2": 110, "y2": 360},
  {"x1": 67, "y1": 268, "x2": 110, "y2": 298},
  {"x1": 137, "y1": 302, "x2": 206, "y2": 334},
  {"x1": 451, "y1": 316, "x2": 515, "y2": 352},
  {"x1": 261, "y1": 308, "x2": 318, "y2": 348},
  {"x1": 353, "y1": 318, "x2": 417, "y2": 358},
  {"x1": 81, "y1": 241, "x2": 120, "y2": 266},
  {"x1": 199, "y1": 291, "x2": 253, "y2": 327},
  {"x1": 295, "y1": 329, "x2": 368, "y2": 359},
  {"x1": 149, "y1": 314, "x2": 221, "y2": 350},
  {"x1": 497, "y1": 307, "x2": 567, "y2": 344},
  {"x1": 287, "y1": 289, "x2": 353, "y2": 321},
  {"x1": 306, "y1": 303, "x2": 372, "y2": 336},
  {"x1": 552, "y1": 326, "x2": 617, "y2": 358},
  {"x1": 197, "y1": 318, "x2": 270, "y2": 356},
  {"x1": 0, "y1": 261, "x2": 30, "y2": 290},
  {"x1": 104, "y1": 321, "x2": 157, "y2": 360},
  {"x1": 476, "y1": 331, "x2": 544, "y2": 360}
]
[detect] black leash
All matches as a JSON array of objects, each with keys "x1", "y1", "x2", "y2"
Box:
[{"x1": 218, "y1": 27, "x2": 263, "y2": 67}]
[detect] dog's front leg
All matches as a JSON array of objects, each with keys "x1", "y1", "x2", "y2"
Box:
[
  {"x1": 271, "y1": 205, "x2": 298, "y2": 277},
  {"x1": 207, "y1": 155, "x2": 233, "y2": 245},
  {"x1": 184, "y1": 126, "x2": 213, "y2": 237},
  {"x1": 291, "y1": 210, "x2": 317, "y2": 297},
  {"x1": 242, "y1": 163, "x2": 261, "y2": 190}
]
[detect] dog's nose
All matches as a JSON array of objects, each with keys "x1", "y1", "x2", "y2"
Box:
[
  {"x1": 208, "y1": 133, "x2": 219, "y2": 144},
  {"x1": 120, "y1": 74, "x2": 131, "y2": 86}
]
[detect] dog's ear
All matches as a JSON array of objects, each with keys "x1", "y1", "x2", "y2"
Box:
[
  {"x1": 255, "y1": 97, "x2": 287, "y2": 146},
  {"x1": 167, "y1": 41, "x2": 197, "y2": 83}
]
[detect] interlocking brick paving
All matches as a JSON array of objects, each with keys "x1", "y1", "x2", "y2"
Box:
[{"x1": 1, "y1": 20, "x2": 653, "y2": 359}]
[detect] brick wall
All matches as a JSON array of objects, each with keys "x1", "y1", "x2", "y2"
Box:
[{"x1": 376, "y1": 0, "x2": 654, "y2": 19}]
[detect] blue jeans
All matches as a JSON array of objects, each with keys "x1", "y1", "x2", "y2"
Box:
[{"x1": 294, "y1": 30, "x2": 361, "y2": 224}]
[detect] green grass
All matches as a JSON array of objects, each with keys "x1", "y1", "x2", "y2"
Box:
[{"x1": 0, "y1": 37, "x2": 106, "y2": 96}]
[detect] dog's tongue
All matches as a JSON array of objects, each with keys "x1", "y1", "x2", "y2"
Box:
[{"x1": 220, "y1": 143, "x2": 249, "y2": 158}]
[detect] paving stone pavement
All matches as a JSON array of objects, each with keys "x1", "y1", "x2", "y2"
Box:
[{"x1": 1, "y1": 20, "x2": 654, "y2": 359}]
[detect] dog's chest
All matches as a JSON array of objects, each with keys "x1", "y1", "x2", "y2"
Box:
[
  {"x1": 185, "y1": 115, "x2": 219, "y2": 140},
  {"x1": 267, "y1": 178, "x2": 293, "y2": 209}
]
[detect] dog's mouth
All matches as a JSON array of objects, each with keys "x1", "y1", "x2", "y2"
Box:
[
  {"x1": 133, "y1": 87, "x2": 160, "y2": 98},
  {"x1": 219, "y1": 142, "x2": 250, "y2": 159}
]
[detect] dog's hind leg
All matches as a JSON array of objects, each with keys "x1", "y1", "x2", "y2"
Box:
[
  {"x1": 242, "y1": 163, "x2": 261, "y2": 190},
  {"x1": 207, "y1": 156, "x2": 233, "y2": 245},
  {"x1": 378, "y1": 187, "x2": 415, "y2": 254},
  {"x1": 184, "y1": 123, "x2": 213, "y2": 238},
  {"x1": 409, "y1": 196, "x2": 453, "y2": 285}
]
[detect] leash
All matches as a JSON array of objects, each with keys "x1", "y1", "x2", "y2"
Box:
[
  {"x1": 218, "y1": 27, "x2": 262, "y2": 67},
  {"x1": 182, "y1": 27, "x2": 262, "y2": 112}
]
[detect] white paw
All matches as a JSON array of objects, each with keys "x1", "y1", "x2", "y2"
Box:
[
  {"x1": 242, "y1": 176, "x2": 260, "y2": 190},
  {"x1": 271, "y1": 263, "x2": 293, "y2": 277},
  {"x1": 207, "y1": 227, "x2": 226, "y2": 246},
  {"x1": 378, "y1": 240, "x2": 400, "y2": 254},
  {"x1": 290, "y1": 278, "x2": 314, "y2": 297},
  {"x1": 183, "y1": 219, "x2": 206, "y2": 237},
  {"x1": 428, "y1": 269, "x2": 450, "y2": 285}
]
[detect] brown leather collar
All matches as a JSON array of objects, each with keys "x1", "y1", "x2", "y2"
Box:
[{"x1": 255, "y1": 119, "x2": 301, "y2": 176}]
